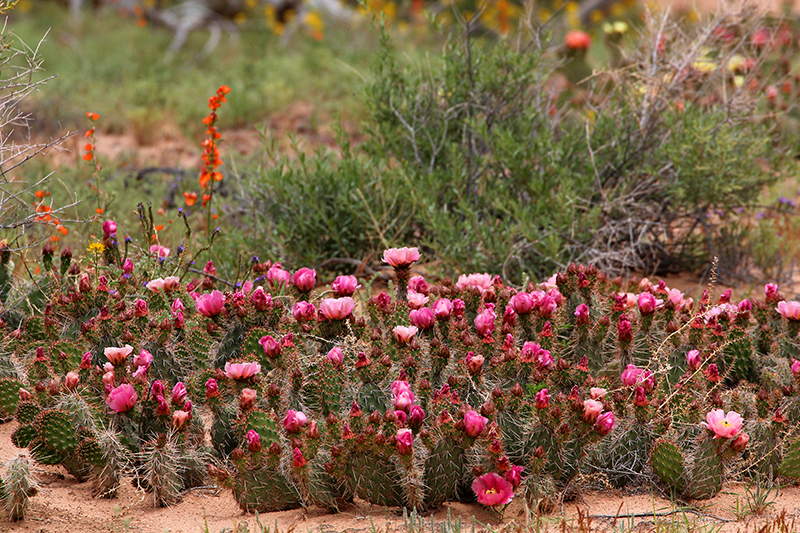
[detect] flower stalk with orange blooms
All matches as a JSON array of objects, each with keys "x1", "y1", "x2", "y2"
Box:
[{"x1": 196, "y1": 85, "x2": 230, "y2": 241}]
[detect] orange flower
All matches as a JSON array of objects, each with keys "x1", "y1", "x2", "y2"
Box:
[
  {"x1": 199, "y1": 171, "x2": 211, "y2": 188},
  {"x1": 217, "y1": 85, "x2": 231, "y2": 95},
  {"x1": 83, "y1": 153, "x2": 93, "y2": 161},
  {"x1": 57, "y1": 225, "x2": 68, "y2": 235},
  {"x1": 34, "y1": 190, "x2": 45, "y2": 198},
  {"x1": 85, "y1": 129, "x2": 93, "y2": 138},
  {"x1": 86, "y1": 112, "x2": 100, "y2": 121},
  {"x1": 34, "y1": 265, "x2": 40, "y2": 275},
  {"x1": 212, "y1": 214, "x2": 218, "y2": 219},
  {"x1": 50, "y1": 235, "x2": 61, "y2": 242},
  {"x1": 184, "y1": 191, "x2": 198, "y2": 206},
  {"x1": 96, "y1": 207, "x2": 104, "y2": 214},
  {"x1": 202, "y1": 194, "x2": 211, "y2": 207},
  {"x1": 155, "y1": 225, "x2": 164, "y2": 231},
  {"x1": 213, "y1": 171, "x2": 223, "y2": 181},
  {"x1": 85, "y1": 143, "x2": 93, "y2": 151}
]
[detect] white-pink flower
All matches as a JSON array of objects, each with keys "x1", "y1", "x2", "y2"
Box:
[
  {"x1": 319, "y1": 297, "x2": 355, "y2": 320},
  {"x1": 104, "y1": 345, "x2": 133, "y2": 366},
  {"x1": 382, "y1": 247, "x2": 421, "y2": 268},
  {"x1": 224, "y1": 361, "x2": 262, "y2": 380},
  {"x1": 150, "y1": 245, "x2": 170, "y2": 258},
  {"x1": 455, "y1": 273, "x2": 493, "y2": 292},
  {"x1": 393, "y1": 325, "x2": 419, "y2": 344},
  {"x1": 702, "y1": 409, "x2": 743, "y2": 439},
  {"x1": 777, "y1": 301, "x2": 800, "y2": 321}
]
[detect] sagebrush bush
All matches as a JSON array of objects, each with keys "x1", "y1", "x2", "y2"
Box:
[{"x1": 237, "y1": 6, "x2": 796, "y2": 283}]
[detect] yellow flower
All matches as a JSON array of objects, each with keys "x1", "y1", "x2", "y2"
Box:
[{"x1": 88, "y1": 242, "x2": 106, "y2": 256}]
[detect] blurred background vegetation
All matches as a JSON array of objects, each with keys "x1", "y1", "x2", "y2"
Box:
[{"x1": 2, "y1": 0, "x2": 800, "y2": 291}]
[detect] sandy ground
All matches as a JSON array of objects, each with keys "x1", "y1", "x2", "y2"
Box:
[{"x1": 1, "y1": 417, "x2": 800, "y2": 533}]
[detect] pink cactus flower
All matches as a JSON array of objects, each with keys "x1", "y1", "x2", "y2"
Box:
[
  {"x1": 407, "y1": 290, "x2": 429, "y2": 310},
  {"x1": 702, "y1": 409, "x2": 743, "y2": 439},
  {"x1": 410, "y1": 307, "x2": 436, "y2": 330},
  {"x1": 433, "y1": 298, "x2": 453, "y2": 320},
  {"x1": 106, "y1": 384, "x2": 138, "y2": 413},
  {"x1": 331, "y1": 275, "x2": 360, "y2": 296},
  {"x1": 80, "y1": 352, "x2": 92, "y2": 370},
  {"x1": 65, "y1": 372, "x2": 80, "y2": 391},
  {"x1": 327, "y1": 346, "x2": 344, "y2": 367},
  {"x1": 160, "y1": 276, "x2": 180, "y2": 291},
  {"x1": 574, "y1": 303, "x2": 590, "y2": 325},
  {"x1": 686, "y1": 349, "x2": 701, "y2": 371},
  {"x1": 638, "y1": 293, "x2": 662, "y2": 315},
  {"x1": 765, "y1": 283, "x2": 779, "y2": 300},
  {"x1": 634, "y1": 386, "x2": 648, "y2": 407},
  {"x1": 104, "y1": 362, "x2": 114, "y2": 373},
  {"x1": 667, "y1": 288, "x2": 684, "y2": 308},
  {"x1": 590, "y1": 387, "x2": 607, "y2": 400},
  {"x1": 452, "y1": 299, "x2": 466, "y2": 317},
  {"x1": 792, "y1": 359, "x2": 800, "y2": 374},
  {"x1": 172, "y1": 410, "x2": 190, "y2": 430},
  {"x1": 464, "y1": 410, "x2": 488, "y2": 437},
  {"x1": 396, "y1": 428, "x2": 414, "y2": 455},
  {"x1": 122, "y1": 258, "x2": 134, "y2": 275},
  {"x1": 705, "y1": 363, "x2": 721, "y2": 382},
  {"x1": 392, "y1": 380, "x2": 415, "y2": 411},
  {"x1": 171, "y1": 382, "x2": 188, "y2": 406},
  {"x1": 283, "y1": 409, "x2": 307, "y2": 433},
  {"x1": 240, "y1": 388, "x2": 257, "y2": 410},
  {"x1": 777, "y1": 301, "x2": 800, "y2": 320},
  {"x1": 465, "y1": 352, "x2": 485, "y2": 375},
  {"x1": 133, "y1": 349, "x2": 153, "y2": 369},
  {"x1": 382, "y1": 247, "x2": 421, "y2": 268},
  {"x1": 319, "y1": 297, "x2": 355, "y2": 320},
  {"x1": 474, "y1": 306, "x2": 496, "y2": 338},
  {"x1": 150, "y1": 244, "x2": 170, "y2": 258},
  {"x1": 292, "y1": 447, "x2": 308, "y2": 468},
  {"x1": 596, "y1": 411, "x2": 615, "y2": 436},
  {"x1": 392, "y1": 325, "x2": 419, "y2": 344},
  {"x1": 266, "y1": 263, "x2": 291, "y2": 288},
  {"x1": 408, "y1": 276, "x2": 429, "y2": 295},
  {"x1": 505, "y1": 465, "x2": 524, "y2": 489},
  {"x1": 292, "y1": 301, "x2": 316, "y2": 322},
  {"x1": 583, "y1": 399, "x2": 604, "y2": 422},
  {"x1": 291, "y1": 267, "x2": 316, "y2": 292},
  {"x1": 537, "y1": 295, "x2": 557, "y2": 318},
  {"x1": 134, "y1": 298, "x2": 147, "y2": 317},
  {"x1": 472, "y1": 472, "x2": 514, "y2": 506},
  {"x1": 409, "y1": 405, "x2": 425, "y2": 427},
  {"x1": 246, "y1": 429, "x2": 262, "y2": 452},
  {"x1": 510, "y1": 293, "x2": 535, "y2": 315},
  {"x1": 196, "y1": 290, "x2": 225, "y2": 317},
  {"x1": 104, "y1": 345, "x2": 133, "y2": 366},
  {"x1": 250, "y1": 286, "x2": 272, "y2": 311},
  {"x1": 224, "y1": 361, "x2": 262, "y2": 380},
  {"x1": 731, "y1": 432, "x2": 749, "y2": 452},
  {"x1": 621, "y1": 364, "x2": 654, "y2": 392},
  {"x1": 205, "y1": 378, "x2": 219, "y2": 398},
  {"x1": 259, "y1": 334, "x2": 281, "y2": 359},
  {"x1": 535, "y1": 388, "x2": 550, "y2": 409},
  {"x1": 456, "y1": 273, "x2": 493, "y2": 293},
  {"x1": 171, "y1": 298, "x2": 185, "y2": 317}
]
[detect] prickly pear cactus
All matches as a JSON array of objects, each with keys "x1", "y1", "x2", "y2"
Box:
[{"x1": 650, "y1": 439, "x2": 685, "y2": 494}]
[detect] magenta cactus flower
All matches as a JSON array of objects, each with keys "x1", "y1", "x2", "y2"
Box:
[
  {"x1": 596, "y1": 411, "x2": 615, "y2": 435},
  {"x1": 792, "y1": 359, "x2": 800, "y2": 374},
  {"x1": 510, "y1": 292, "x2": 535, "y2": 315},
  {"x1": 134, "y1": 298, "x2": 148, "y2": 317},
  {"x1": 574, "y1": 303, "x2": 590, "y2": 325},
  {"x1": 472, "y1": 472, "x2": 514, "y2": 506},
  {"x1": 195, "y1": 290, "x2": 225, "y2": 317},
  {"x1": 331, "y1": 275, "x2": 360, "y2": 296},
  {"x1": 433, "y1": 298, "x2": 453, "y2": 320},
  {"x1": 537, "y1": 295, "x2": 557, "y2": 318},
  {"x1": 327, "y1": 346, "x2": 344, "y2": 367},
  {"x1": 637, "y1": 292, "x2": 662, "y2": 315},
  {"x1": 292, "y1": 447, "x2": 308, "y2": 468},
  {"x1": 474, "y1": 305, "x2": 496, "y2": 338},
  {"x1": 246, "y1": 429, "x2": 262, "y2": 452},
  {"x1": 686, "y1": 349, "x2": 701, "y2": 371},
  {"x1": 291, "y1": 267, "x2": 316, "y2": 292},
  {"x1": 171, "y1": 382, "x2": 188, "y2": 406},
  {"x1": 104, "y1": 345, "x2": 133, "y2": 366},
  {"x1": 392, "y1": 325, "x2": 419, "y2": 344},
  {"x1": 171, "y1": 298, "x2": 185, "y2": 317},
  {"x1": 122, "y1": 257, "x2": 134, "y2": 275},
  {"x1": 224, "y1": 361, "x2": 261, "y2": 380},
  {"x1": 410, "y1": 307, "x2": 435, "y2": 330},
  {"x1": 409, "y1": 405, "x2": 425, "y2": 427},
  {"x1": 396, "y1": 428, "x2": 414, "y2": 455},
  {"x1": 259, "y1": 334, "x2": 281, "y2": 359},
  {"x1": 408, "y1": 275, "x2": 429, "y2": 294},
  {"x1": 731, "y1": 432, "x2": 749, "y2": 452},
  {"x1": 391, "y1": 381, "x2": 415, "y2": 411},
  {"x1": 621, "y1": 364, "x2": 654, "y2": 392},
  {"x1": 535, "y1": 388, "x2": 550, "y2": 409},
  {"x1": 250, "y1": 286, "x2": 272, "y2": 311},
  {"x1": 382, "y1": 247, "x2": 420, "y2": 268},
  {"x1": 505, "y1": 465, "x2": 524, "y2": 489},
  {"x1": 777, "y1": 301, "x2": 800, "y2": 320},
  {"x1": 702, "y1": 409, "x2": 743, "y2": 439},
  {"x1": 106, "y1": 384, "x2": 138, "y2": 413},
  {"x1": 765, "y1": 283, "x2": 778, "y2": 299},
  {"x1": 319, "y1": 297, "x2": 355, "y2": 320},
  {"x1": 464, "y1": 410, "x2": 488, "y2": 437},
  {"x1": 283, "y1": 409, "x2": 307, "y2": 433},
  {"x1": 205, "y1": 378, "x2": 219, "y2": 398}
]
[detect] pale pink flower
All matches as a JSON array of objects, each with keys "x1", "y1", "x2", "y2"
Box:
[
  {"x1": 433, "y1": 298, "x2": 453, "y2": 319},
  {"x1": 146, "y1": 278, "x2": 166, "y2": 291},
  {"x1": 583, "y1": 399, "x2": 603, "y2": 422},
  {"x1": 283, "y1": 409, "x2": 307, "y2": 433},
  {"x1": 465, "y1": 352, "x2": 484, "y2": 374},
  {"x1": 407, "y1": 290, "x2": 429, "y2": 310},
  {"x1": 162, "y1": 276, "x2": 181, "y2": 291},
  {"x1": 65, "y1": 372, "x2": 80, "y2": 391},
  {"x1": 731, "y1": 432, "x2": 749, "y2": 452},
  {"x1": 667, "y1": 288, "x2": 684, "y2": 308},
  {"x1": 224, "y1": 361, "x2": 262, "y2": 380},
  {"x1": 777, "y1": 301, "x2": 800, "y2": 320},
  {"x1": 195, "y1": 290, "x2": 225, "y2": 317},
  {"x1": 408, "y1": 276, "x2": 429, "y2": 295},
  {"x1": 589, "y1": 387, "x2": 607, "y2": 400},
  {"x1": 150, "y1": 244, "x2": 170, "y2": 258},
  {"x1": 327, "y1": 347, "x2": 344, "y2": 367},
  {"x1": 702, "y1": 409, "x2": 743, "y2": 439},
  {"x1": 472, "y1": 473, "x2": 514, "y2": 506},
  {"x1": 455, "y1": 273, "x2": 493, "y2": 292},
  {"x1": 172, "y1": 410, "x2": 190, "y2": 430},
  {"x1": 464, "y1": 410, "x2": 488, "y2": 437},
  {"x1": 106, "y1": 384, "x2": 138, "y2": 413},
  {"x1": 104, "y1": 345, "x2": 133, "y2": 366},
  {"x1": 331, "y1": 275, "x2": 360, "y2": 296},
  {"x1": 474, "y1": 306, "x2": 496, "y2": 338},
  {"x1": 240, "y1": 388, "x2": 257, "y2": 410},
  {"x1": 392, "y1": 325, "x2": 419, "y2": 344},
  {"x1": 319, "y1": 297, "x2": 355, "y2": 320},
  {"x1": 382, "y1": 247, "x2": 421, "y2": 267}
]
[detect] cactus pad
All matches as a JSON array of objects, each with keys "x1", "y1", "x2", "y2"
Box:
[
  {"x1": 650, "y1": 439, "x2": 684, "y2": 492},
  {"x1": 232, "y1": 469, "x2": 300, "y2": 512},
  {"x1": 424, "y1": 440, "x2": 465, "y2": 507},
  {"x1": 35, "y1": 410, "x2": 79, "y2": 454},
  {"x1": 778, "y1": 438, "x2": 800, "y2": 478},
  {"x1": 0, "y1": 378, "x2": 23, "y2": 419}
]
